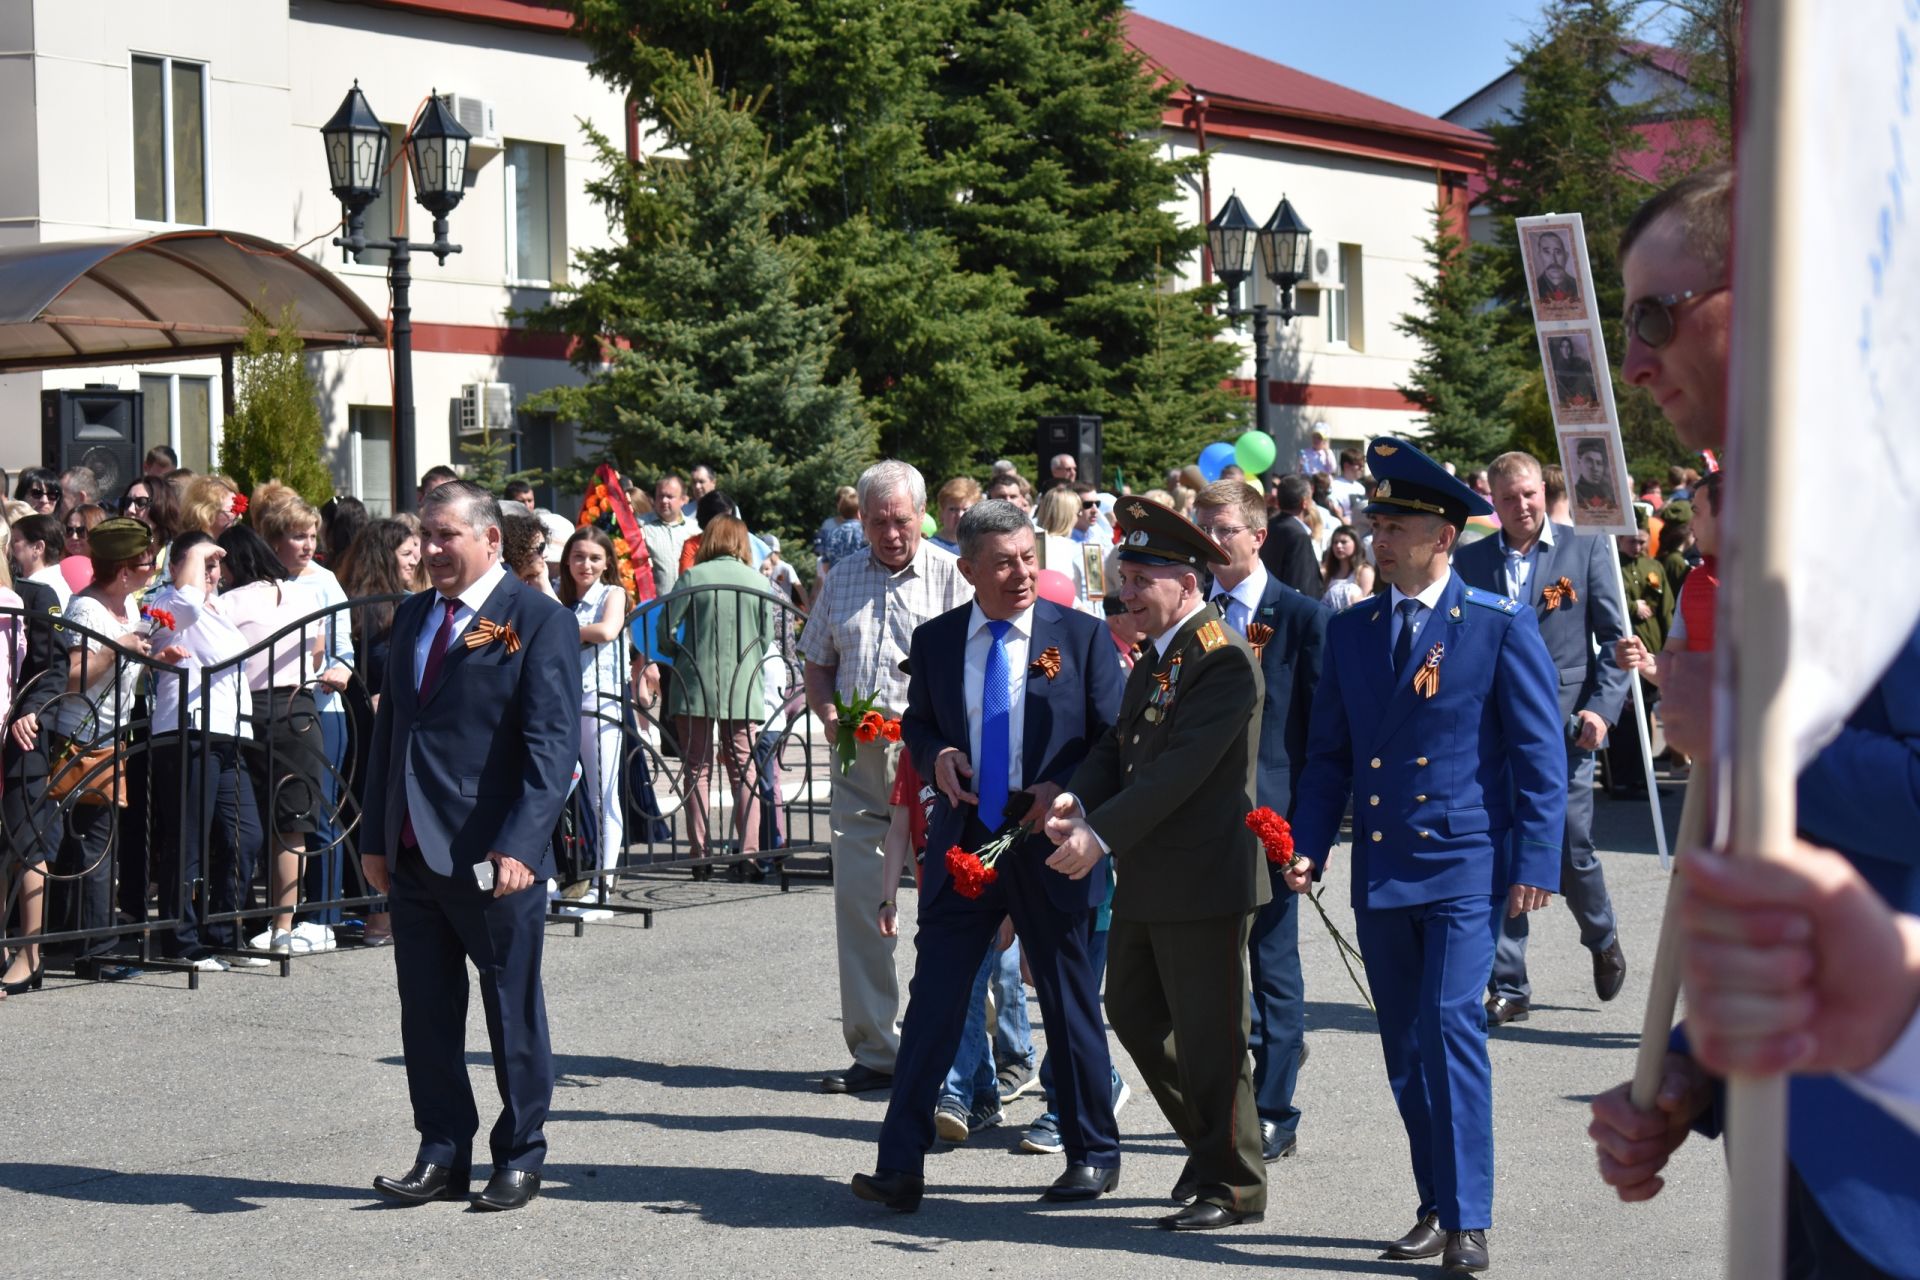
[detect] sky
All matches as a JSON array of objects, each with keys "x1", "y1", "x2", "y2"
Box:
[{"x1": 1127, "y1": 0, "x2": 1565, "y2": 119}]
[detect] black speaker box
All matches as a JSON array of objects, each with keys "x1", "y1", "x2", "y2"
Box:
[
  {"x1": 41, "y1": 387, "x2": 141, "y2": 499},
  {"x1": 1036, "y1": 414, "x2": 1102, "y2": 488}
]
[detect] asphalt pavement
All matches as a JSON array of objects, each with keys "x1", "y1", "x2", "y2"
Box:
[{"x1": 0, "y1": 784, "x2": 1727, "y2": 1278}]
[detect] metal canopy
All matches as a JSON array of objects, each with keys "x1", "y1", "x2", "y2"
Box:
[{"x1": 0, "y1": 229, "x2": 386, "y2": 373}]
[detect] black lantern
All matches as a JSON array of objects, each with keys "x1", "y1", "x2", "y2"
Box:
[
  {"x1": 406, "y1": 92, "x2": 472, "y2": 218},
  {"x1": 320, "y1": 81, "x2": 388, "y2": 214},
  {"x1": 1206, "y1": 193, "x2": 1259, "y2": 294},
  {"x1": 1258, "y1": 196, "x2": 1312, "y2": 288}
]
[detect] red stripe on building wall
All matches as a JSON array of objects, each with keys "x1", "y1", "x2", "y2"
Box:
[
  {"x1": 347, "y1": 0, "x2": 575, "y2": 31},
  {"x1": 1226, "y1": 378, "x2": 1418, "y2": 412},
  {"x1": 411, "y1": 322, "x2": 577, "y2": 361}
]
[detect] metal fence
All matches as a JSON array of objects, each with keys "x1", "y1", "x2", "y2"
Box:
[{"x1": 0, "y1": 580, "x2": 837, "y2": 991}]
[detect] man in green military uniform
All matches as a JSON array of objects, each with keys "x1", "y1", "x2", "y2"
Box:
[
  {"x1": 1654, "y1": 498, "x2": 1694, "y2": 592},
  {"x1": 1044, "y1": 496, "x2": 1268, "y2": 1231}
]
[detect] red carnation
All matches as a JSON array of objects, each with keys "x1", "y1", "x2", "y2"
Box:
[
  {"x1": 854, "y1": 719, "x2": 881, "y2": 744},
  {"x1": 141, "y1": 605, "x2": 178, "y2": 632},
  {"x1": 1245, "y1": 806, "x2": 1295, "y2": 864},
  {"x1": 945, "y1": 846, "x2": 998, "y2": 899},
  {"x1": 229, "y1": 493, "x2": 248, "y2": 517}
]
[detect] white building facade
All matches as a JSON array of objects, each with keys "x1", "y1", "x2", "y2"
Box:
[{"x1": 0, "y1": 0, "x2": 623, "y2": 512}]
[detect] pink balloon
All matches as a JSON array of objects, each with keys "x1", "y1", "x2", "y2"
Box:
[{"x1": 1034, "y1": 569, "x2": 1076, "y2": 606}]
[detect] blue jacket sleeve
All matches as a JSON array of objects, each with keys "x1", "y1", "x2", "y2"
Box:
[
  {"x1": 495, "y1": 602, "x2": 583, "y2": 861},
  {"x1": 1064, "y1": 616, "x2": 1125, "y2": 788},
  {"x1": 1290, "y1": 627, "x2": 1353, "y2": 876},
  {"x1": 1285, "y1": 601, "x2": 1329, "y2": 820},
  {"x1": 1795, "y1": 626, "x2": 1920, "y2": 866},
  {"x1": 1495, "y1": 607, "x2": 1568, "y2": 892}
]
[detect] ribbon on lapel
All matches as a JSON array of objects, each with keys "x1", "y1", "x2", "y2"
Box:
[
  {"x1": 464, "y1": 617, "x2": 521, "y2": 654},
  {"x1": 1246, "y1": 622, "x2": 1274, "y2": 661},
  {"x1": 1541, "y1": 577, "x2": 1578, "y2": 611},
  {"x1": 1029, "y1": 646, "x2": 1061, "y2": 680}
]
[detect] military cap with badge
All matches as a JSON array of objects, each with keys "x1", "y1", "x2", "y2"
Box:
[{"x1": 1112, "y1": 496, "x2": 1230, "y2": 723}]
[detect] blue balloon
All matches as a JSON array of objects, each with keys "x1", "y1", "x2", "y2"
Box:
[{"x1": 1198, "y1": 441, "x2": 1236, "y2": 483}]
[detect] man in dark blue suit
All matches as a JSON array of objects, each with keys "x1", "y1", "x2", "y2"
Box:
[
  {"x1": 852, "y1": 500, "x2": 1126, "y2": 1212},
  {"x1": 1454, "y1": 450, "x2": 1630, "y2": 1024},
  {"x1": 1193, "y1": 479, "x2": 1328, "y2": 1162},
  {"x1": 361, "y1": 481, "x2": 580, "y2": 1213},
  {"x1": 1290, "y1": 438, "x2": 1565, "y2": 1275}
]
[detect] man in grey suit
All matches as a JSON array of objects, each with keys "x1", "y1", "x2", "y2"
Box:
[{"x1": 1454, "y1": 451, "x2": 1630, "y2": 1024}]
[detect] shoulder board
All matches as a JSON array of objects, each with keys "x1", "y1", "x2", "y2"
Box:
[
  {"x1": 1460, "y1": 586, "x2": 1522, "y2": 615},
  {"x1": 1195, "y1": 619, "x2": 1229, "y2": 652}
]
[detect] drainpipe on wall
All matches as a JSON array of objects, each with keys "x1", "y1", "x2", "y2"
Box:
[{"x1": 1194, "y1": 93, "x2": 1212, "y2": 287}]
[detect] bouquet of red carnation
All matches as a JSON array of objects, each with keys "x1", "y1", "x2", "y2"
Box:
[
  {"x1": 141, "y1": 604, "x2": 178, "y2": 634},
  {"x1": 944, "y1": 792, "x2": 1035, "y2": 899},
  {"x1": 1244, "y1": 807, "x2": 1373, "y2": 1012},
  {"x1": 228, "y1": 492, "x2": 248, "y2": 519}
]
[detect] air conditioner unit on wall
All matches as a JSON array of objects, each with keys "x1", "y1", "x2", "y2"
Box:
[
  {"x1": 459, "y1": 382, "x2": 514, "y2": 435},
  {"x1": 1303, "y1": 243, "x2": 1342, "y2": 290},
  {"x1": 439, "y1": 93, "x2": 500, "y2": 152}
]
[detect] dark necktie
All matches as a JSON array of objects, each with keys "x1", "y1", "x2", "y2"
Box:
[
  {"x1": 401, "y1": 598, "x2": 460, "y2": 850},
  {"x1": 1391, "y1": 598, "x2": 1422, "y2": 676}
]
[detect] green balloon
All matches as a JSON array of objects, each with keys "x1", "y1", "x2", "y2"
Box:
[
  {"x1": 921, "y1": 513, "x2": 938, "y2": 537},
  {"x1": 1234, "y1": 430, "x2": 1277, "y2": 476}
]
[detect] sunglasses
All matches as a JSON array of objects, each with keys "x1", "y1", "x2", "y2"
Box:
[
  {"x1": 124, "y1": 496, "x2": 151, "y2": 511},
  {"x1": 26, "y1": 485, "x2": 56, "y2": 500},
  {"x1": 64, "y1": 525, "x2": 87, "y2": 539},
  {"x1": 1080, "y1": 500, "x2": 1099, "y2": 511},
  {"x1": 1624, "y1": 285, "x2": 1728, "y2": 349}
]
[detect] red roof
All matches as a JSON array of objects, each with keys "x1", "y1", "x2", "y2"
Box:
[{"x1": 1123, "y1": 11, "x2": 1490, "y2": 150}]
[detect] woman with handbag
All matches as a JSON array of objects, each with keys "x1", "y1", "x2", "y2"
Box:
[{"x1": 44, "y1": 518, "x2": 169, "y2": 981}]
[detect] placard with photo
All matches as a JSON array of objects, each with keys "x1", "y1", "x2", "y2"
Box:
[
  {"x1": 1540, "y1": 328, "x2": 1608, "y2": 426},
  {"x1": 1520, "y1": 220, "x2": 1593, "y2": 323},
  {"x1": 1558, "y1": 430, "x2": 1633, "y2": 533}
]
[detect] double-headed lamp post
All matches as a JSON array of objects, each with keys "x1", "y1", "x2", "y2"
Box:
[
  {"x1": 321, "y1": 82, "x2": 471, "y2": 513},
  {"x1": 1206, "y1": 193, "x2": 1312, "y2": 444}
]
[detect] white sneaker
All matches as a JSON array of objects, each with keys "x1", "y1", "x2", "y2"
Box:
[
  {"x1": 226, "y1": 953, "x2": 272, "y2": 969},
  {"x1": 186, "y1": 955, "x2": 230, "y2": 972},
  {"x1": 248, "y1": 928, "x2": 292, "y2": 954},
  {"x1": 557, "y1": 904, "x2": 614, "y2": 922},
  {"x1": 291, "y1": 922, "x2": 337, "y2": 952}
]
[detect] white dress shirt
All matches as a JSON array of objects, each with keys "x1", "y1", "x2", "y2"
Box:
[
  {"x1": 147, "y1": 584, "x2": 254, "y2": 737},
  {"x1": 1210, "y1": 561, "x2": 1270, "y2": 638},
  {"x1": 1499, "y1": 520, "x2": 1556, "y2": 602},
  {"x1": 1846, "y1": 997, "x2": 1920, "y2": 1136},
  {"x1": 1151, "y1": 601, "x2": 1211, "y2": 667},
  {"x1": 414, "y1": 561, "x2": 508, "y2": 690},
  {"x1": 963, "y1": 602, "x2": 1032, "y2": 794},
  {"x1": 1389, "y1": 570, "x2": 1453, "y2": 668},
  {"x1": 26, "y1": 564, "x2": 70, "y2": 608}
]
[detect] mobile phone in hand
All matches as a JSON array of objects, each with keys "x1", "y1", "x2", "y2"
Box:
[{"x1": 473, "y1": 859, "x2": 496, "y2": 892}]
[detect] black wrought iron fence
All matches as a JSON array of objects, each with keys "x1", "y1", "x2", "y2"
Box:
[{"x1": 0, "y1": 578, "x2": 838, "y2": 992}]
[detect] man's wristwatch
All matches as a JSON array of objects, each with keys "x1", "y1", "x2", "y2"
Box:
[{"x1": 879, "y1": 898, "x2": 895, "y2": 910}]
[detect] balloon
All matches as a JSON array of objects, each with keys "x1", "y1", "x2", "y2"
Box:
[
  {"x1": 921, "y1": 513, "x2": 938, "y2": 537},
  {"x1": 1034, "y1": 568, "x2": 1077, "y2": 607},
  {"x1": 1234, "y1": 429, "x2": 1277, "y2": 476},
  {"x1": 1198, "y1": 441, "x2": 1236, "y2": 483}
]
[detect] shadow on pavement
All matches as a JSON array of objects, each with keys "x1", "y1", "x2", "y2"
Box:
[
  {"x1": 378, "y1": 1052, "x2": 821, "y2": 1094},
  {"x1": 0, "y1": 1162, "x2": 369, "y2": 1213}
]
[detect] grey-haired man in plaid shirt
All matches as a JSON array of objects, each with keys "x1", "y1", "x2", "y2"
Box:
[{"x1": 803, "y1": 460, "x2": 972, "y2": 1094}]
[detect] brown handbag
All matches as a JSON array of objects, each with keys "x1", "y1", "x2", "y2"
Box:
[{"x1": 46, "y1": 737, "x2": 127, "y2": 807}]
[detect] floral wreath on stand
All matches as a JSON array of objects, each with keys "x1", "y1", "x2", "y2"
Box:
[{"x1": 575, "y1": 463, "x2": 655, "y2": 605}]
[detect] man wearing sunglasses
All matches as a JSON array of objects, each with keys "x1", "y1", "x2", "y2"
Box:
[{"x1": 1590, "y1": 164, "x2": 1920, "y2": 1280}]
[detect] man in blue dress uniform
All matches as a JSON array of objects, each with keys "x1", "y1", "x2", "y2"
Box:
[{"x1": 1289, "y1": 438, "x2": 1566, "y2": 1275}]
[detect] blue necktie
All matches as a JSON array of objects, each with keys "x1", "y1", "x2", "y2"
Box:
[
  {"x1": 979, "y1": 620, "x2": 1012, "y2": 829},
  {"x1": 1392, "y1": 598, "x2": 1422, "y2": 676}
]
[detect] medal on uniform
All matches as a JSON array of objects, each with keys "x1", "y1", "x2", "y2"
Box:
[{"x1": 1413, "y1": 642, "x2": 1444, "y2": 699}]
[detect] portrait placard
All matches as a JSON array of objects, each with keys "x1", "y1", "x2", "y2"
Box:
[
  {"x1": 1083, "y1": 542, "x2": 1106, "y2": 601},
  {"x1": 1521, "y1": 221, "x2": 1593, "y2": 323},
  {"x1": 1558, "y1": 430, "x2": 1633, "y2": 532},
  {"x1": 1540, "y1": 328, "x2": 1608, "y2": 426}
]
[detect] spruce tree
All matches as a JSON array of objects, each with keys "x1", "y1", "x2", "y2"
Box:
[
  {"x1": 219, "y1": 307, "x2": 334, "y2": 505},
  {"x1": 1395, "y1": 204, "x2": 1523, "y2": 469},
  {"x1": 529, "y1": 62, "x2": 871, "y2": 544}
]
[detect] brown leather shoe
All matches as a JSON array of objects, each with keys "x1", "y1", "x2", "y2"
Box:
[
  {"x1": 1485, "y1": 994, "x2": 1530, "y2": 1026},
  {"x1": 1442, "y1": 1229, "x2": 1489, "y2": 1273},
  {"x1": 1382, "y1": 1212, "x2": 1445, "y2": 1259},
  {"x1": 1593, "y1": 939, "x2": 1628, "y2": 1002}
]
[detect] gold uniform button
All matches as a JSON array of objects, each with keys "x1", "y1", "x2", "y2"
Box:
[
  {"x1": 1416, "y1": 757, "x2": 1429, "y2": 766},
  {"x1": 1131, "y1": 734, "x2": 1140, "y2": 744},
  {"x1": 1415, "y1": 794, "x2": 1428, "y2": 802},
  {"x1": 1370, "y1": 757, "x2": 1382, "y2": 769},
  {"x1": 1370, "y1": 831, "x2": 1383, "y2": 843},
  {"x1": 1420, "y1": 830, "x2": 1432, "y2": 839},
  {"x1": 1368, "y1": 795, "x2": 1380, "y2": 806}
]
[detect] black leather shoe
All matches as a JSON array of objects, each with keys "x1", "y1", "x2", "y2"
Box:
[
  {"x1": 1442, "y1": 1228, "x2": 1490, "y2": 1273},
  {"x1": 822, "y1": 1063, "x2": 893, "y2": 1094},
  {"x1": 1382, "y1": 1212, "x2": 1445, "y2": 1259},
  {"x1": 1160, "y1": 1201, "x2": 1262, "y2": 1231},
  {"x1": 1044, "y1": 1163, "x2": 1120, "y2": 1201},
  {"x1": 473, "y1": 1168, "x2": 540, "y2": 1211},
  {"x1": 373, "y1": 1161, "x2": 471, "y2": 1204},
  {"x1": 1485, "y1": 995, "x2": 1530, "y2": 1026},
  {"x1": 1593, "y1": 940, "x2": 1628, "y2": 1002},
  {"x1": 850, "y1": 1170, "x2": 924, "y2": 1212},
  {"x1": 1260, "y1": 1120, "x2": 1298, "y2": 1162},
  {"x1": 1169, "y1": 1180, "x2": 1197, "y2": 1204}
]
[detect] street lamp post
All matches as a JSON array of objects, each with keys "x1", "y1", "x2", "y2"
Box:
[
  {"x1": 321, "y1": 83, "x2": 471, "y2": 513},
  {"x1": 1207, "y1": 193, "x2": 1312, "y2": 447}
]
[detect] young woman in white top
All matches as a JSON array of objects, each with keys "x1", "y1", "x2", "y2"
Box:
[
  {"x1": 1034, "y1": 487, "x2": 1096, "y2": 615},
  {"x1": 10, "y1": 513, "x2": 71, "y2": 608},
  {"x1": 255, "y1": 485, "x2": 355, "y2": 950},
  {"x1": 144, "y1": 532, "x2": 267, "y2": 969},
  {"x1": 49, "y1": 518, "x2": 173, "y2": 975},
  {"x1": 1319, "y1": 523, "x2": 1376, "y2": 611},
  {"x1": 559, "y1": 527, "x2": 628, "y2": 913}
]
